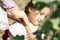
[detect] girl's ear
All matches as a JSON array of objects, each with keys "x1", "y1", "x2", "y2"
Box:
[{"x1": 28, "y1": 7, "x2": 35, "y2": 13}]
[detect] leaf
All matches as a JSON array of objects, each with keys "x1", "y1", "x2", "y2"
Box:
[
  {"x1": 53, "y1": 37, "x2": 58, "y2": 40},
  {"x1": 51, "y1": 17, "x2": 60, "y2": 31},
  {"x1": 57, "y1": 0, "x2": 60, "y2": 4}
]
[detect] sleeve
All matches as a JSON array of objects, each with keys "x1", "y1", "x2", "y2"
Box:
[{"x1": 1, "y1": 0, "x2": 15, "y2": 9}]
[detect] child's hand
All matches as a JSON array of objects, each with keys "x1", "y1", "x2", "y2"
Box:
[{"x1": 27, "y1": 33, "x2": 37, "y2": 40}]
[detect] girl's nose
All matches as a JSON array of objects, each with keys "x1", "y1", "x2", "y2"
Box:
[{"x1": 40, "y1": 16, "x2": 45, "y2": 21}]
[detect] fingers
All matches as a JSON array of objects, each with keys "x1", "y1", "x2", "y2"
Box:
[
  {"x1": 21, "y1": 11, "x2": 30, "y2": 26},
  {"x1": 27, "y1": 33, "x2": 37, "y2": 40}
]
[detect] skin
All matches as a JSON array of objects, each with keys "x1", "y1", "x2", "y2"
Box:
[
  {"x1": 6, "y1": 4, "x2": 30, "y2": 26},
  {"x1": 25, "y1": 6, "x2": 51, "y2": 40},
  {"x1": 28, "y1": 7, "x2": 51, "y2": 26}
]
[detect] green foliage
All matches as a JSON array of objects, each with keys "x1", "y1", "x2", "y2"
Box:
[
  {"x1": 32, "y1": 0, "x2": 57, "y2": 10},
  {"x1": 53, "y1": 37, "x2": 59, "y2": 40},
  {"x1": 32, "y1": 0, "x2": 56, "y2": 4},
  {"x1": 11, "y1": 35, "x2": 24, "y2": 40},
  {"x1": 51, "y1": 18, "x2": 60, "y2": 31},
  {"x1": 57, "y1": 0, "x2": 60, "y2": 4}
]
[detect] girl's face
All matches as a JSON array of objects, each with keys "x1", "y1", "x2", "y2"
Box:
[{"x1": 28, "y1": 7, "x2": 51, "y2": 26}]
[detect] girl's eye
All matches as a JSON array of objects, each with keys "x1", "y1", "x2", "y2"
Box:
[{"x1": 40, "y1": 12, "x2": 45, "y2": 15}]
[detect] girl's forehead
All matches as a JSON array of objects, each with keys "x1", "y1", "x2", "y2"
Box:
[
  {"x1": 29, "y1": 7, "x2": 50, "y2": 16},
  {"x1": 41, "y1": 7, "x2": 50, "y2": 14}
]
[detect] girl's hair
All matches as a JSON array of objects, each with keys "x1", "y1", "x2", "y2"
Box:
[
  {"x1": 25, "y1": 0, "x2": 35, "y2": 14},
  {"x1": 25, "y1": 0, "x2": 48, "y2": 14}
]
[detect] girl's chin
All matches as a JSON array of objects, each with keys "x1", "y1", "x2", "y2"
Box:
[
  {"x1": 28, "y1": 22, "x2": 38, "y2": 33},
  {"x1": 32, "y1": 22, "x2": 39, "y2": 26}
]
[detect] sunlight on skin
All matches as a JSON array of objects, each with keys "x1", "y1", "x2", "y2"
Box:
[
  {"x1": 28, "y1": 7, "x2": 51, "y2": 26},
  {"x1": 24, "y1": 6, "x2": 51, "y2": 40}
]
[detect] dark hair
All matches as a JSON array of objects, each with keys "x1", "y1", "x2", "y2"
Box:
[
  {"x1": 25, "y1": 1, "x2": 48, "y2": 14},
  {"x1": 25, "y1": 1, "x2": 36, "y2": 14},
  {"x1": 34, "y1": 2, "x2": 48, "y2": 10}
]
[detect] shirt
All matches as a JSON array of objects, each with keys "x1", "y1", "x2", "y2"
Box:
[
  {"x1": 0, "y1": 7, "x2": 9, "y2": 30},
  {"x1": 1, "y1": 0, "x2": 15, "y2": 9},
  {"x1": 0, "y1": 0, "x2": 15, "y2": 30}
]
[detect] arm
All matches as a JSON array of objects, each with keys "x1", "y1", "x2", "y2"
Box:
[
  {"x1": 6, "y1": 5, "x2": 30, "y2": 26},
  {"x1": 1, "y1": 0, "x2": 30, "y2": 26}
]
